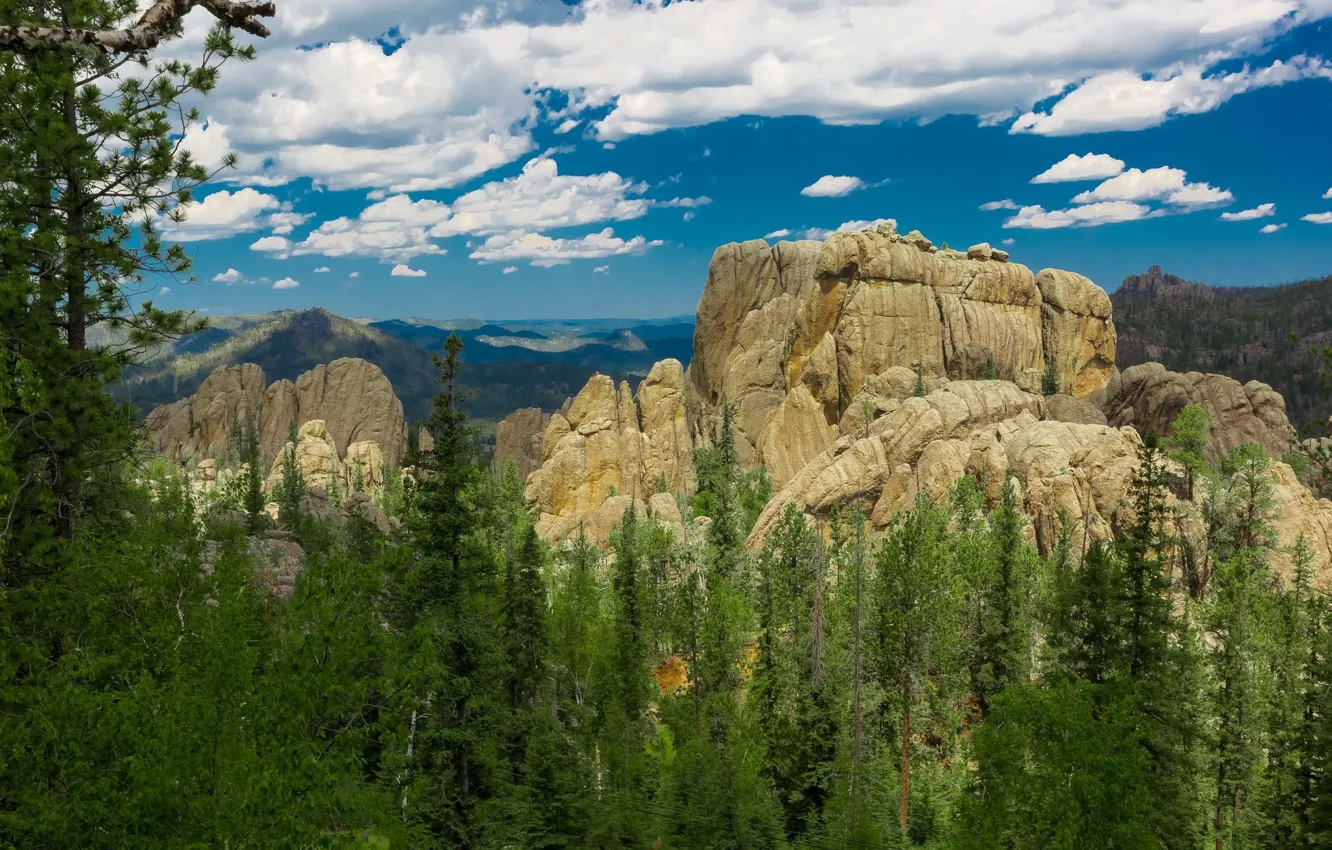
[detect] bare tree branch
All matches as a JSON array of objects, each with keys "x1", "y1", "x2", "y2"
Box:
[{"x1": 0, "y1": 0, "x2": 277, "y2": 53}]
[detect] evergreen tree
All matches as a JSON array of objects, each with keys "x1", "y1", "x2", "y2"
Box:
[
  {"x1": 872, "y1": 494, "x2": 957, "y2": 833},
  {"x1": 1164, "y1": 404, "x2": 1214, "y2": 500},
  {"x1": 1042, "y1": 356, "x2": 1060, "y2": 395},
  {"x1": 276, "y1": 421, "x2": 305, "y2": 529},
  {"x1": 242, "y1": 421, "x2": 265, "y2": 533}
]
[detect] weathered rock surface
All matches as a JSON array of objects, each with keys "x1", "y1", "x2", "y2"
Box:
[
  {"x1": 147, "y1": 357, "x2": 408, "y2": 469},
  {"x1": 1100, "y1": 362, "x2": 1295, "y2": 462},
  {"x1": 685, "y1": 224, "x2": 1118, "y2": 470},
  {"x1": 1044, "y1": 393, "x2": 1108, "y2": 426},
  {"x1": 264, "y1": 419, "x2": 344, "y2": 493},
  {"x1": 527, "y1": 359, "x2": 695, "y2": 543},
  {"x1": 144, "y1": 364, "x2": 267, "y2": 463},
  {"x1": 494, "y1": 407, "x2": 551, "y2": 482}
]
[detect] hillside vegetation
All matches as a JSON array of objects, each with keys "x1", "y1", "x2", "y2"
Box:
[{"x1": 1113, "y1": 266, "x2": 1332, "y2": 431}]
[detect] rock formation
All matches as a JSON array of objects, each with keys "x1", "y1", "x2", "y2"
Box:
[
  {"x1": 494, "y1": 407, "x2": 551, "y2": 481},
  {"x1": 146, "y1": 357, "x2": 408, "y2": 471},
  {"x1": 685, "y1": 223, "x2": 1117, "y2": 470},
  {"x1": 526, "y1": 359, "x2": 694, "y2": 543},
  {"x1": 1097, "y1": 362, "x2": 1294, "y2": 462}
]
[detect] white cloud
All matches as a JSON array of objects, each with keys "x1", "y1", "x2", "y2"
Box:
[
  {"x1": 284, "y1": 157, "x2": 702, "y2": 263},
  {"x1": 1220, "y1": 203, "x2": 1276, "y2": 221},
  {"x1": 273, "y1": 277, "x2": 300, "y2": 290},
  {"x1": 801, "y1": 175, "x2": 866, "y2": 198},
  {"x1": 683, "y1": 211, "x2": 696, "y2": 221},
  {"x1": 159, "y1": 286, "x2": 171, "y2": 294},
  {"x1": 594, "y1": 265, "x2": 610, "y2": 273},
  {"x1": 349, "y1": 272, "x2": 360, "y2": 278},
  {"x1": 1003, "y1": 201, "x2": 1156, "y2": 229},
  {"x1": 391, "y1": 263, "x2": 428, "y2": 277},
  {"x1": 763, "y1": 228, "x2": 792, "y2": 239},
  {"x1": 1031, "y1": 153, "x2": 1125, "y2": 183},
  {"x1": 313, "y1": 266, "x2": 331, "y2": 273},
  {"x1": 1324, "y1": 188, "x2": 1332, "y2": 199},
  {"x1": 1070, "y1": 167, "x2": 1233, "y2": 208},
  {"x1": 470, "y1": 228, "x2": 662, "y2": 267},
  {"x1": 555, "y1": 118, "x2": 581, "y2": 134},
  {"x1": 979, "y1": 199, "x2": 1018, "y2": 211},
  {"x1": 1012, "y1": 56, "x2": 1332, "y2": 136},
  {"x1": 799, "y1": 218, "x2": 896, "y2": 240},
  {"x1": 1001, "y1": 238, "x2": 1016, "y2": 246},
  {"x1": 502, "y1": 266, "x2": 518, "y2": 274},
  {"x1": 1260, "y1": 223, "x2": 1287, "y2": 233},
  {"x1": 250, "y1": 235, "x2": 293, "y2": 259},
  {"x1": 1303, "y1": 213, "x2": 1332, "y2": 224},
  {"x1": 157, "y1": 188, "x2": 281, "y2": 241},
  {"x1": 267, "y1": 210, "x2": 315, "y2": 235},
  {"x1": 212, "y1": 268, "x2": 243, "y2": 283},
  {"x1": 160, "y1": 0, "x2": 1332, "y2": 194}
]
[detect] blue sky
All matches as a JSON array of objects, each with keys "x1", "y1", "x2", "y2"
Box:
[{"x1": 149, "y1": 0, "x2": 1332, "y2": 320}]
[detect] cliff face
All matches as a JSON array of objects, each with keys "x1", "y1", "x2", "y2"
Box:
[
  {"x1": 686, "y1": 223, "x2": 1115, "y2": 473},
  {"x1": 144, "y1": 357, "x2": 407, "y2": 469}
]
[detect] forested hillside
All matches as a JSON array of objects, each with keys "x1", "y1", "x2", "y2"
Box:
[{"x1": 1112, "y1": 266, "x2": 1332, "y2": 431}]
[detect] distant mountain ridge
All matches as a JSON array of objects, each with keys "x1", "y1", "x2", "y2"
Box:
[
  {"x1": 1111, "y1": 267, "x2": 1332, "y2": 430},
  {"x1": 113, "y1": 307, "x2": 693, "y2": 428}
]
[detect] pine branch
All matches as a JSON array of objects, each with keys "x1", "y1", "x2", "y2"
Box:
[{"x1": 0, "y1": 0, "x2": 277, "y2": 54}]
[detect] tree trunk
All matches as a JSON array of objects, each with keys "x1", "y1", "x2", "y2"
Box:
[{"x1": 900, "y1": 678, "x2": 911, "y2": 831}]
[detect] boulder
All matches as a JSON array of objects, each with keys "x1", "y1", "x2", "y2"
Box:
[
  {"x1": 282, "y1": 358, "x2": 407, "y2": 467},
  {"x1": 1044, "y1": 393, "x2": 1107, "y2": 426},
  {"x1": 1036, "y1": 269, "x2": 1117, "y2": 399},
  {"x1": 494, "y1": 407, "x2": 551, "y2": 482},
  {"x1": 345, "y1": 440, "x2": 385, "y2": 492},
  {"x1": 264, "y1": 419, "x2": 344, "y2": 493},
  {"x1": 1101, "y1": 362, "x2": 1295, "y2": 462}
]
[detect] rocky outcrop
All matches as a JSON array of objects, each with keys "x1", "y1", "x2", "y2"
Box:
[
  {"x1": 264, "y1": 419, "x2": 344, "y2": 493},
  {"x1": 144, "y1": 364, "x2": 267, "y2": 464},
  {"x1": 1100, "y1": 362, "x2": 1295, "y2": 462},
  {"x1": 147, "y1": 357, "x2": 408, "y2": 473},
  {"x1": 494, "y1": 407, "x2": 551, "y2": 482},
  {"x1": 527, "y1": 359, "x2": 694, "y2": 543},
  {"x1": 1116, "y1": 265, "x2": 1214, "y2": 303},
  {"x1": 686, "y1": 222, "x2": 1117, "y2": 469}
]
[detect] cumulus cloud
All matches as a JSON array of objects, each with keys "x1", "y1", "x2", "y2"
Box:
[
  {"x1": 1012, "y1": 57, "x2": 1332, "y2": 136},
  {"x1": 763, "y1": 228, "x2": 792, "y2": 239},
  {"x1": 349, "y1": 271, "x2": 360, "y2": 278},
  {"x1": 1324, "y1": 188, "x2": 1332, "y2": 199},
  {"x1": 1303, "y1": 212, "x2": 1332, "y2": 224},
  {"x1": 285, "y1": 157, "x2": 699, "y2": 263},
  {"x1": 159, "y1": 286, "x2": 171, "y2": 294},
  {"x1": 1031, "y1": 153, "x2": 1125, "y2": 183},
  {"x1": 273, "y1": 277, "x2": 300, "y2": 289},
  {"x1": 314, "y1": 266, "x2": 331, "y2": 272},
  {"x1": 1260, "y1": 223, "x2": 1287, "y2": 233},
  {"x1": 801, "y1": 175, "x2": 866, "y2": 198},
  {"x1": 1220, "y1": 203, "x2": 1276, "y2": 221},
  {"x1": 267, "y1": 210, "x2": 316, "y2": 235},
  {"x1": 157, "y1": 188, "x2": 281, "y2": 241},
  {"x1": 502, "y1": 266, "x2": 518, "y2": 274},
  {"x1": 212, "y1": 268, "x2": 243, "y2": 283},
  {"x1": 594, "y1": 265, "x2": 610, "y2": 273},
  {"x1": 250, "y1": 235, "x2": 293, "y2": 259},
  {"x1": 979, "y1": 199, "x2": 1019, "y2": 211},
  {"x1": 1070, "y1": 167, "x2": 1233, "y2": 208},
  {"x1": 799, "y1": 218, "x2": 896, "y2": 240},
  {"x1": 470, "y1": 228, "x2": 662, "y2": 267},
  {"x1": 1003, "y1": 201, "x2": 1156, "y2": 229},
  {"x1": 160, "y1": 0, "x2": 1332, "y2": 193},
  {"x1": 391, "y1": 263, "x2": 428, "y2": 277},
  {"x1": 1001, "y1": 238, "x2": 1015, "y2": 246}
]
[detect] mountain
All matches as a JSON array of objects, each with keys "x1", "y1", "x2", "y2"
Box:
[
  {"x1": 1111, "y1": 266, "x2": 1332, "y2": 431},
  {"x1": 114, "y1": 308, "x2": 615, "y2": 426}
]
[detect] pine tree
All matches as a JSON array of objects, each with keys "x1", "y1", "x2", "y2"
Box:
[
  {"x1": 1042, "y1": 356, "x2": 1060, "y2": 396},
  {"x1": 242, "y1": 421, "x2": 265, "y2": 533},
  {"x1": 1164, "y1": 404, "x2": 1214, "y2": 500},
  {"x1": 276, "y1": 421, "x2": 306, "y2": 529},
  {"x1": 872, "y1": 495, "x2": 957, "y2": 833}
]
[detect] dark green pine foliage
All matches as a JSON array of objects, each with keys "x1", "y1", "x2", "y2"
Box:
[
  {"x1": 973, "y1": 472, "x2": 1033, "y2": 717},
  {"x1": 390, "y1": 332, "x2": 506, "y2": 844},
  {"x1": 242, "y1": 421, "x2": 266, "y2": 533},
  {"x1": 1042, "y1": 356, "x2": 1060, "y2": 395},
  {"x1": 276, "y1": 421, "x2": 306, "y2": 528}
]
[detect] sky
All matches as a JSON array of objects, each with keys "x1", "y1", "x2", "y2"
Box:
[{"x1": 144, "y1": 0, "x2": 1332, "y2": 320}]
